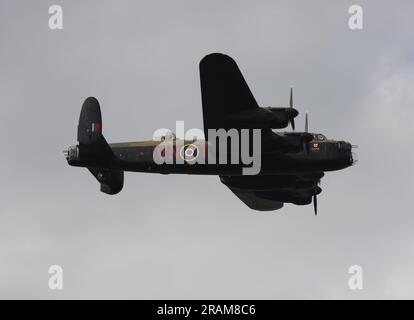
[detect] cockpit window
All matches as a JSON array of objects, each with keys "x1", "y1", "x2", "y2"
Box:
[
  {"x1": 157, "y1": 131, "x2": 176, "y2": 141},
  {"x1": 164, "y1": 131, "x2": 176, "y2": 141},
  {"x1": 313, "y1": 134, "x2": 327, "y2": 141}
]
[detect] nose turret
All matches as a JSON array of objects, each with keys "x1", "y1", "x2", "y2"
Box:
[
  {"x1": 350, "y1": 143, "x2": 358, "y2": 165},
  {"x1": 351, "y1": 150, "x2": 358, "y2": 165},
  {"x1": 337, "y1": 141, "x2": 357, "y2": 166}
]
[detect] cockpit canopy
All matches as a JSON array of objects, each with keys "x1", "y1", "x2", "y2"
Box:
[
  {"x1": 313, "y1": 133, "x2": 327, "y2": 141},
  {"x1": 154, "y1": 130, "x2": 176, "y2": 141},
  {"x1": 162, "y1": 131, "x2": 176, "y2": 141}
]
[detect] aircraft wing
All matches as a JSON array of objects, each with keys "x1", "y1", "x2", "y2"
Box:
[
  {"x1": 199, "y1": 53, "x2": 306, "y2": 154},
  {"x1": 199, "y1": 53, "x2": 262, "y2": 137},
  {"x1": 225, "y1": 186, "x2": 284, "y2": 211},
  {"x1": 220, "y1": 174, "x2": 323, "y2": 211}
]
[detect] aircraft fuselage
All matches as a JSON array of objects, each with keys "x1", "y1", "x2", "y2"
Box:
[{"x1": 66, "y1": 133, "x2": 355, "y2": 176}]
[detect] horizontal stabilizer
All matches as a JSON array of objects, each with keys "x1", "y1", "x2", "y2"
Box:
[{"x1": 88, "y1": 168, "x2": 124, "y2": 195}]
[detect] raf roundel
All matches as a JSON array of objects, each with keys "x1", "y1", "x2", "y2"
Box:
[{"x1": 179, "y1": 144, "x2": 199, "y2": 163}]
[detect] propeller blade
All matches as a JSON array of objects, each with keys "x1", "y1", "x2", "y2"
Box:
[
  {"x1": 305, "y1": 112, "x2": 309, "y2": 133},
  {"x1": 313, "y1": 194, "x2": 317, "y2": 215},
  {"x1": 304, "y1": 112, "x2": 309, "y2": 154},
  {"x1": 289, "y1": 87, "x2": 295, "y2": 131}
]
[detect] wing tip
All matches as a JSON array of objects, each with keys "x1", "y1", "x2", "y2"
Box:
[{"x1": 200, "y1": 52, "x2": 236, "y2": 68}]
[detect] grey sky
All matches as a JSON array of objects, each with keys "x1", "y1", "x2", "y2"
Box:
[{"x1": 1, "y1": 0, "x2": 414, "y2": 299}]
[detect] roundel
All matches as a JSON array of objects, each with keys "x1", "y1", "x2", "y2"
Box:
[{"x1": 179, "y1": 144, "x2": 199, "y2": 163}]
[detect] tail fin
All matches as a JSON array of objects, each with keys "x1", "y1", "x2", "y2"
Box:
[
  {"x1": 77, "y1": 97, "x2": 124, "y2": 195},
  {"x1": 77, "y1": 97, "x2": 114, "y2": 159},
  {"x1": 78, "y1": 97, "x2": 102, "y2": 144}
]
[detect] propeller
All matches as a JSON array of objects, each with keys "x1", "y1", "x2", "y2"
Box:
[
  {"x1": 313, "y1": 194, "x2": 317, "y2": 215},
  {"x1": 304, "y1": 112, "x2": 310, "y2": 155},
  {"x1": 313, "y1": 180, "x2": 321, "y2": 216},
  {"x1": 305, "y1": 112, "x2": 309, "y2": 133},
  {"x1": 289, "y1": 87, "x2": 295, "y2": 131}
]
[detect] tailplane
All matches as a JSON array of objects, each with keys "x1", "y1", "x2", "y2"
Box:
[{"x1": 88, "y1": 167, "x2": 124, "y2": 195}]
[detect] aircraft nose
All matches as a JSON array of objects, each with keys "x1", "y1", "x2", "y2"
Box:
[
  {"x1": 337, "y1": 141, "x2": 352, "y2": 151},
  {"x1": 337, "y1": 141, "x2": 357, "y2": 165},
  {"x1": 349, "y1": 142, "x2": 358, "y2": 165},
  {"x1": 351, "y1": 151, "x2": 358, "y2": 165}
]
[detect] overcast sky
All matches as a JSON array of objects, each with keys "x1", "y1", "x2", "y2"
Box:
[{"x1": 1, "y1": 0, "x2": 414, "y2": 299}]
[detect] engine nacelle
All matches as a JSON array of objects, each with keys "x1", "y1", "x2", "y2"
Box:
[
  {"x1": 267, "y1": 107, "x2": 298, "y2": 124},
  {"x1": 269, "y1": 131, "x2": 314, "y2": 154},
  {"x1": 220, "y1": 107, "x2": 296, "y2": 129}
]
